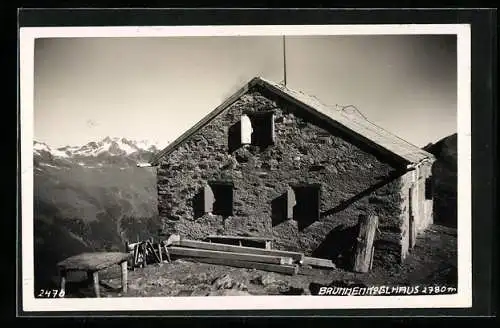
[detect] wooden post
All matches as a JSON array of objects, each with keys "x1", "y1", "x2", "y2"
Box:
[
  {"x1": 163, "y1": 243, "x2": 171, "y2": 263},
  {"x1": 92, "y1": 271, "x2": 100, "y2": 298},
  {"x1": 120, "y1": 261, "x2": 128, "y2": 293},
  {"x1": 158, "y1": 243, "x2": 163, "y2": 263},
  {"x1": 59, "y1": 269, "x2": 66, "y2": 297},
  {"x1": 353, "y1": 215, "x2": 378, "y2": 273}
]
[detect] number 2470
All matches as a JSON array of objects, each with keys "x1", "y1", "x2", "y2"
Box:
[{"x1": 37, "y1": 289, "x2": 65, "y2": 298}]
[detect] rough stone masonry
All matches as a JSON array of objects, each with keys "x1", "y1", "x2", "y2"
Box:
[{"x1": 156, "y1": 85, "x2": 431, "y2": 269}]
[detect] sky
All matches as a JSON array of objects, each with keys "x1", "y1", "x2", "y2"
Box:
[{"x1": 34, "y1": 34, "x2": 457, "y2": 149}]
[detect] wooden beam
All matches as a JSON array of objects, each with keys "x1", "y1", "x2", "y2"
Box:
[
  {"x1": 303, "y1": 256, "x2": 336, "y2": 269},
  {"x1": 207, "y1": 235, "x2": 273, "y2": 242},
  {"x1": 184, "y1": 257, "x2": 298, "y2": 275},
  {"x1": 173, "y1": 239, "x2": 304, "y2": 263},
  {"x1": 167, "y1": 246, "x2": 294, "y2": 265},
  {"x1": 353, "y1": 215, "x2": 379, "y2": 273}
]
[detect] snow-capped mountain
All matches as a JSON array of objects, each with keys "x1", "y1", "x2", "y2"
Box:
[
  {"x1": 34, "y1": 137, "x2": 160, "y2": 159},
  {"x1": 34, "y1": 137, "x2": 165, "y2": 170},
  {"x1": 33, "y1": 137, "x2": 165, "y2": 290}
]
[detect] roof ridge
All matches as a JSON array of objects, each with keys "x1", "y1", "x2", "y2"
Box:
[{"x1": 151, "y1": 76, "x2": 434, "y2": 165}]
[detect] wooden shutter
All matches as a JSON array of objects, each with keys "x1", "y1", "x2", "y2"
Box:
[
  {"x1": 269, "y1": 112, "x2": 276, "y2": 144},
  {"x1": 286, "y1": 187, "x2": 296, "y2": 219},
  {"x1": 240, "y1": 114, "x2": 252, "y2": 145},
  {"x1": 203, "y1": 185, "x2": 215, "y2": 214}
]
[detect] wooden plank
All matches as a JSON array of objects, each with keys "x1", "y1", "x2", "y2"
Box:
[
  {"x1": 173, "y1": 239, "x2": 304, "y2": 263},
  {"x1": 183, "y1": 257, "x2": 298, "y2": 275},
  {"x1": 303, "y1": 256, "x2": 336, "y2": 269},
  {"x1": 167, "y1": 246, "x2": 294, "y2": 265},
  {"x1": 353, "y1": 215, "x2": 379, "y2": 273},
  {"x1": 207, "y1": 235, "x2": 273, "y2": 242}
]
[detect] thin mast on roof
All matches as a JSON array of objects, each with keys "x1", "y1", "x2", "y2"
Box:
[{"x1": 283, "y1": 35, "x2": 287, "y2": 86}]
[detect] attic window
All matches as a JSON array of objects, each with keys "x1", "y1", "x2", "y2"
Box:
[
  {"x1": 286, "y1": 184, "x2": 321, "y2": 230},
  {"x1": 202, "y1": 182, "x2": 234, "y2": 216},
  {"x1": 241, "y1": 111, "x2": 275, "y2": 147}
]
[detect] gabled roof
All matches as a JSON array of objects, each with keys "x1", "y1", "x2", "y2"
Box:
[{"x1": 150, "y1": 77, "x2": 435, "y2": 166}]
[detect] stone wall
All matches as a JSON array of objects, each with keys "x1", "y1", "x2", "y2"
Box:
[{"x1": 157, "y1": 86, "x2": 407, "y2": 267}]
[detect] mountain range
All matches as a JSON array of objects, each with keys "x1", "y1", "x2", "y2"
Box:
[{"x1": 33, "y1": 137, "x2": 165, "y2": 291}]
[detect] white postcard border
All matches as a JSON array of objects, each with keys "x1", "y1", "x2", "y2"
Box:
[{"x1": 19, "y1": 23, "x2": 472, "y2": 312}]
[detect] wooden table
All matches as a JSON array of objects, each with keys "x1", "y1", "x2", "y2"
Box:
[{"x1": 57, "y1": 252, "x2": 130, "y2": 298}]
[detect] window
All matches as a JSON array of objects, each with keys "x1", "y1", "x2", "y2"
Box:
[
  {"x1": 286, "y1": 184, "x2": 321, "y2": 230},
  {"x1": 202, "y1": 182, "x2": 234, "y2": 216},
  {"x1": 241, "y1": 111, "x2": 275, "y2": 147},
  {"x1": 425, "y1": 177, "x2": 433, "y2": 200},
  {"x1": 228, "y1": 111, "x2": 275, "y2": 152}
]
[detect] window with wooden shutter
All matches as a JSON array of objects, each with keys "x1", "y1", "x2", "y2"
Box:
[
  {"x1": 289, "y1": 184, "x2": 321, "y2": 230},
  {"x1": 247, "y1": 110, "x2": 275, "y2": 147},
  {"x1": 207, "y1": 181, "x2": 234, "y2": 217}
]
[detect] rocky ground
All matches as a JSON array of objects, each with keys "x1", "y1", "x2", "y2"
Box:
[{"x1": 60, "y1": 224, "x2": 457, "y2": 298}]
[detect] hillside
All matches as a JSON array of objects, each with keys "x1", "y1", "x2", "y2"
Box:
[
  {"x1": 33, "y1": 137, "x2": 165, "y2": 292},
  {"x1": 424, "y1": 133, "x2": 457, "y2": 227}
]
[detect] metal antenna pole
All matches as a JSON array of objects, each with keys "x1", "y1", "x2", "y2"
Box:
[{"x1": 283, "y1": 35, "x2": 287, "y2": 86}]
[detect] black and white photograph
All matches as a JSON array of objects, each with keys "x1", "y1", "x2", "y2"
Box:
[{"x1": 19, "y1": 22, "x2": 472, "y2": 312}]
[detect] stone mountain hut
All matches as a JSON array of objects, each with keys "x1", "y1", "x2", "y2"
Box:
[{"x1": 149, "y1": 77, "x2": 436, "y2": 268}]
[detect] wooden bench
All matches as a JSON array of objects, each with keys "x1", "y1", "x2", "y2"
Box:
[
  {"x1": 57, "y1": 252, "x2": 130, "y2": 298},
  {"x1": 206, "y1": 235, "x2": 273, "y2": 249}
]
